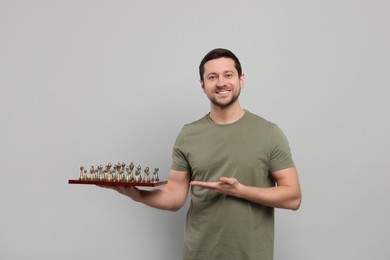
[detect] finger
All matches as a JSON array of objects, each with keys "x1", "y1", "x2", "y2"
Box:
[
  {"x1": 192, "y1": 181, "x2": 218, "y2": 187},
  {"x1": 190, "y1": 181, "x2": 208, "y2": 186},
  {"x1": 219, "y1": 177, "x2": 233, "y2": 185},
  {"x1": 220, "y1": 177, "x2": 239, "y2": 188},
  {"x1": 230, "y1": 177, "x2": 238, "y2": 185}
]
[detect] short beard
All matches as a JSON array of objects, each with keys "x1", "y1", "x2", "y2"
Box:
[{"x1": 210, "y1": 88, "x2": 241, "y2": 109}]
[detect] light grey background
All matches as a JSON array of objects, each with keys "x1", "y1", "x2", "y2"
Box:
[{"x1": 1, "y1": 0, "x2": 389, "y2": 259}]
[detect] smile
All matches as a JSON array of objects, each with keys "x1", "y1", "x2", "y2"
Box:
[{"x1": 216, "y1": 90, "x2": 231, "y2": 94}]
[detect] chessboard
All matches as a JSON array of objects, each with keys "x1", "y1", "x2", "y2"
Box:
[
  {"x1": 68, "y1": 179, "x2": 167, "y2": 187},
  {"x1": 68, "y1": 162, "x2": 167, "y2": 187}
]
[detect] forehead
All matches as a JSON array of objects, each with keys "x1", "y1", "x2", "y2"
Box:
[{"x1": 203, "y1": 57, "x2": 236, "y2": 74}]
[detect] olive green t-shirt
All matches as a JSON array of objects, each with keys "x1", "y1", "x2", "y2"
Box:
[{"x1": 171, "y1": 110, "x2": 295, "y2": 260}]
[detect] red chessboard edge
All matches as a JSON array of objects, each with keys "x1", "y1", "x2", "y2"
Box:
[{"x1": 68, "y1": 179, "x2": 168, "y2": 187}]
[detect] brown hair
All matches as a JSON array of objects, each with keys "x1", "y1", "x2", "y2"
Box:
[{"x1": 199, "y1": 48, "x2": 242, "y2": 81}]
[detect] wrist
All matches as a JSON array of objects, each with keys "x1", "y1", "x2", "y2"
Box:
[{"x1": 235, "y1": 183, "x2": 246, "y2": 199}]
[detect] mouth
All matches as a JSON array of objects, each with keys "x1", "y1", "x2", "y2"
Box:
[{"x1": 216, "y1": 90, "x2": 231, "y2": 95}]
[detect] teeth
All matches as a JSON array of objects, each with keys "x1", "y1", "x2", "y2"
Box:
[{"x1": 217, "y1": 90, "x2": 230, "y2": 94}]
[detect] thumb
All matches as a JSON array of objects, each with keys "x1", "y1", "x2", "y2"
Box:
[{"x1": 220, "y1": 177, "x2": 238, "y2": 186}]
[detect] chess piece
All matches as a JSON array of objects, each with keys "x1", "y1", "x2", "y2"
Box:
[
  {"x1": 125, "y1": 162, "x2": 135, "y2": 182},
  {"x1": 152, "y1": 168, "x2": 160, "y2": 182},
  {"x1": 143, "y1": 167, "x2": 150, "y2": 183},
  {"x1": 134, "y1": 165, "x2": 142, "y2": 182},
  {"x1": 79, "y1": 166, "x2": 83, "y2": 180},
  {"x1": 116, "y1": 162, "x2": 124, "y2": 181},
  {"x1": 79, "y1": 166, "x2": 87, "y2": 180},
  {"x1": 104, "y1": 163, "x2": 111, "y2": 174},
  {"x1": 129, "y1": 162, "x2": 134, "y2": 176},
  {"x1": 98, "y1": 165, "x2": 105, "y2": 181},
  {"x1": 89, "y1": 166, "x2": 97, "y2": 180},
  {"x1": 106, "y1": 163, "x2": 114, "y2": 181},
  {"x1": 121, "y1": 163, "x2": 126, "y2": 174}
]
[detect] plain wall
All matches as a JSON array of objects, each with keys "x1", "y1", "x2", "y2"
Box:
[{"x1": 1, "y1": 0, "x2": 389, "y2": 259}]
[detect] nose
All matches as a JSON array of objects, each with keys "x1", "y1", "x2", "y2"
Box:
[{"x1": 216, "y1": 76, "x2": 226, "y2": 87}]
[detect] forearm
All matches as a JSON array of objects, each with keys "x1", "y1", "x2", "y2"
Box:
[
  {"x1": 237, "y1": 184, "x2": 301, "y2": 210},
  {"x1": 137, "y1": 186, "x2": 185, "y2": 211},
  {"x1": 119, "y1": 170, "x2": 190, "y2": 212},
  {"x1": 191, "y1": 168, "x2": 301, "y2": 210}
]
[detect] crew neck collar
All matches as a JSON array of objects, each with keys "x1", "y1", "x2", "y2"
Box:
[{"x1": 206, "y1": 109, "x2": 248, "y2": 126}]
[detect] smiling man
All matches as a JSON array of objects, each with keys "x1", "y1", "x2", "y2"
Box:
[
  {"x1": 109, "y1": 48, "x2": 301, "y2": 260},
  {"x1": 201, "y1": 56, "x2": 243, "y2": 110}
]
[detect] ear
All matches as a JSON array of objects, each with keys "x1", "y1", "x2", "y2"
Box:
[
  {"x1": 239, "y1": 74, "x2": 245, "y2": 89},
  {"x1": 200, "y1": 80, "x2": 206, "y2": 92}
]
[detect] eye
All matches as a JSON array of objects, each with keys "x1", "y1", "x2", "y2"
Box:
[
  {"x1": 225, "y1": 73, "x2": 233, "y2": 79},
  {"x1": 208, "y1": 75, "x2": 217, "y2": 80}
]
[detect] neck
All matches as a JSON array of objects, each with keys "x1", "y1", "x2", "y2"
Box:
[{"x1": 209, "y1": 102, "x2": 245, "y2": 124}]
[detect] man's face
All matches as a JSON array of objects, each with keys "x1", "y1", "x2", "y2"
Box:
[{"x1": 200, "y1": 57, "x2": 244, "y2": 109}]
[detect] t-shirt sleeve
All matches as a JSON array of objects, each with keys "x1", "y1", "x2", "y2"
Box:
[
  {"x1": 269, "y1": 124, "x2": 295, "y2": 173},
  {"x1": 171, "y1": 127, "x2": 191, "y2": 172}
]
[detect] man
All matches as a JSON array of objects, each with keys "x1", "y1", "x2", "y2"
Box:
[{"x1": 110, "y1": 48, "x2": 301, "y2": 259}]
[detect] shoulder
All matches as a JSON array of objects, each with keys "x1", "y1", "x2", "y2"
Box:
[
  {"x1": 243, "y1": 110, "x2": 277, "y2": 129},
  {"x1": 185, "y1": 115, "x2": 208, "y2": 126},
  {"x1": 242, "y1": 111, "x2": 290, "y2": 142},
  {"x1": 174, "y1": 114, "x2": 209, "y2": 140},
  {"x1": 180, "y1": 114, "x2": 210, "y2": 131}
]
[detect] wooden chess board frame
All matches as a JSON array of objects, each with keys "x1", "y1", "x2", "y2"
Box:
[{"x1": 68, "y1": 179, "x2": 167, "y2": 187}]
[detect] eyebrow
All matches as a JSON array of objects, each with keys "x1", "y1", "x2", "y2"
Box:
[{"x1": 206, "y1": 70, "x2": 235, "y2": 76}]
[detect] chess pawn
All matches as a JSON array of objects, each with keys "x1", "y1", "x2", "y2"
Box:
[
  {"x1": 89, "y1": 166, "x2": 97, "y2": 180},
  {"x1": 152, "y1": 168, "x2": 160, "y2": 182},
  {"x1": 79, "y1": 166, "x2": 87, "y2": 180},
  {"x1": 143, "y1": 167, "x2": 150, "y2": 183},
  {"x1": 98, "y1": 165, "x2": 105, "y2": 181},
  {"x1": 134, "y1": 165, "x2": 142, "y2": 182}
]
